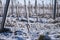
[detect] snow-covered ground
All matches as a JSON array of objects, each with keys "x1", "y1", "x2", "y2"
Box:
[{"x1": 0, "y1": 17, "x2": 60, "y2": 40}]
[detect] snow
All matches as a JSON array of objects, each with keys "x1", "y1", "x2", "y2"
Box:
[
  {"x1": 55, "y1": 17, "x2": 60, "y2": 21},
  {"x1": 0, "y1": 17, "x2": 60, "y2": 40}
]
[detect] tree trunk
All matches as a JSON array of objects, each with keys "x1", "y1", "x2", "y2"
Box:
[{"x1": 0, "y1": 0, "x2": 10, "y2": 32}]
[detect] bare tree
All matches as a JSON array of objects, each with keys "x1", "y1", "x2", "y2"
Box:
[
  {"x1": 24, "y1": 0, "x2": 30, "y2": 33},
  {"x1": 24, "y1": 0, "x2": 27, "y2": 18},
  {"x1": 53, "y1": 0, "x2": 57, "y2": 19},
  {"x1": 11, "y1": 0, "x2": 17, "y2": 17},
  {"x1": 42, "y1": 1, "x2": 44, "y2": 17},
  {"x1": 35, "y1": 0, "x2": 38, "y2": 22},
  {"x1": 38, "y1": 3, "x2": 40, "y2": 15},
  {"x1": 0, "y1": 0, "x2": 10, "y2": 32},
  {"x1": 16, "y1": 2, "x2": 19, "y2": 20},
  {"x1": 11, "y1": 0, "x2": 14, "y2": 16},
  {"x1": 28, "y1": 0, "x2": 31, "y2": 17}
]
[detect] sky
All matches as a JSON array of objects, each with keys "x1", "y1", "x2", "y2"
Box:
[{"x1": 2, "y1": 0, "x2": 60, "y2": 5}]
